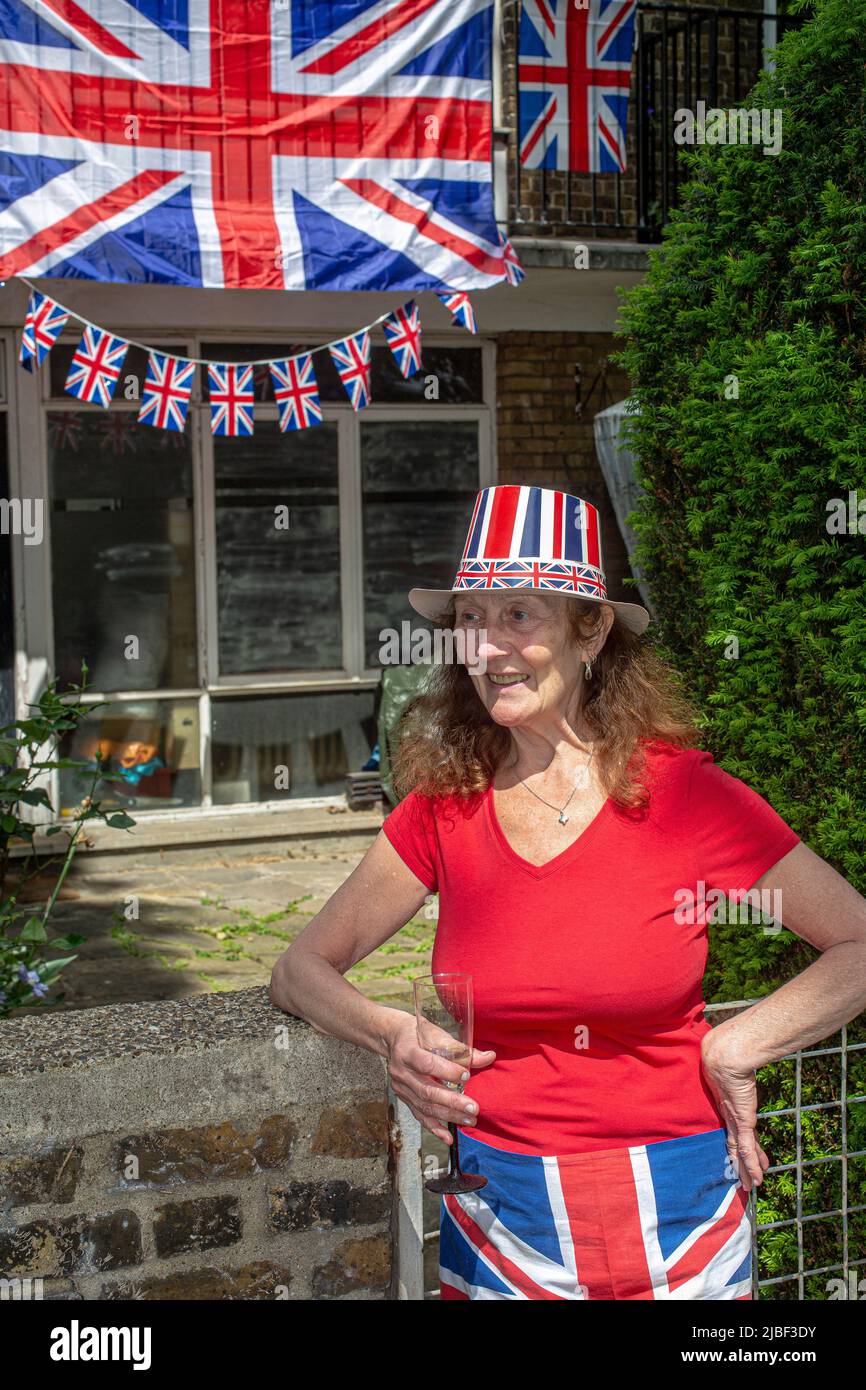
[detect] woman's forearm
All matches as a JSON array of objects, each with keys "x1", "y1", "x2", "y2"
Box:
[
  {"x1": 269, "y1": 946, "x2": 408, "y2": 1059},
  {"x1": 707, "y1": 940, "x2": 866, "y2": 1070}
]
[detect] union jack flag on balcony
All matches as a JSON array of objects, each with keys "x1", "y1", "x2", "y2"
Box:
[
  {"x1": 383, "y1": 301, "x2": 422, "y2": 378},
  {"x1": 270, "y1": 355, "x2": 322, "y2": 432},
  {"x1": 138, "y1": 352, "x2": 195, "y2": 432},
  {"x1": 65, "y1": 327, "x2": 128, "y2": 407},
  {"x1": 19, "y1": 292, "x2": 69, "y2": 371},
  {"x1": 330, "y1": 330, "x2": 372, "y2": 410},
  {"x1": 208, "y1": 363, "x2": 254, "y2": 436},
  {"x1": 518, "y1": 0, "x2": 637, "y2": 174},
  {"x1": 437, "y1": 292, "x2": 477, "y2": 334},
  {"x1": 0, "y1": 0, "x2": 513, "y2": 294}
]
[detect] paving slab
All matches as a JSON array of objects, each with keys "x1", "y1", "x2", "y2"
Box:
[{"x1": 11, "y1": 831, "x2": 435, "y2": 1018}]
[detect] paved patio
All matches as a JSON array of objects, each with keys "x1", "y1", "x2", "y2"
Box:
[{"x1": 19, "y1": 825, "x2": 435, "y2": 1017}]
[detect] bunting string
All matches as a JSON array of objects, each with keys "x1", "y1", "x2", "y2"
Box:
[{"x1": 11, "y1": 269, "x2": 514, "y2": 437}]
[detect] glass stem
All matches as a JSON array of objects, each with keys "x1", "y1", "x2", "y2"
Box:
[{"x1": 448, "y1": 1122, "x2": 461, "y2": 1178}]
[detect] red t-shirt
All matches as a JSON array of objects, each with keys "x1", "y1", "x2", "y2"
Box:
[{"x1": 382, "y1": 742, "x2": 800, "y2": 1156}]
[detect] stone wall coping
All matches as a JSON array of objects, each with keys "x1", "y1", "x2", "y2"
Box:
[
  {"x1": 0, "y1": 988, "x2": 388, "y2": 1144},
  {"x1": 511, "y1": 237, "x2": 652, "y2": 272},
  {"x1": 0, "y1": 986, "x2": 326, "y2": 1077}
]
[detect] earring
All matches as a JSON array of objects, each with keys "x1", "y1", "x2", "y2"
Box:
[{"x1": 584, "y1": 657, "x2": 593, "y2": 681}]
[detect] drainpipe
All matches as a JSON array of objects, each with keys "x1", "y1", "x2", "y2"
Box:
[
  {"x1": 764, "y1": 0, "x2": 778, "y2": 74},
  {"x1": 492, "y1": 0, "x2": 508, "y2": 227}
]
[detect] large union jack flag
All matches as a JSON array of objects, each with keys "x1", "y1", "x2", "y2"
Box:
[
  {"x1": 518, "y1": 0, "x2": 637, "y2": 174},
  {"x1": 0, "y1": 0, "x2": 511, "y2": 292},
  {"x1": 440, "y1": 1127, "x2": 753, "y2": 1301}
]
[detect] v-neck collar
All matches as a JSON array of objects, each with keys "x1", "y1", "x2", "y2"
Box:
[{"x1": 484, "y1": 782, "x2": 613, "y2": 879}]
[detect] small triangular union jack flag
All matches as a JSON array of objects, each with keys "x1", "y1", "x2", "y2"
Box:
[
  {"x1": 436, "y1": 292, "x2": 477, "y2": 334},
  {"x1": 64, "y1": 326, "x2": 128, "y2": 408},
  {"x1": 138, "y1": 352, "x2": 195, "y2": 432},
  {"x1": 498, "y1": 231, "x2": 525, "y2": 286},
  {"x1": 383, "y1": 301, "x2": 422, "y2": 379},
  {"x1": 19, "y1": 291, "x2": 68, "y2": 371},
  {"x1": 208, "y1": 363, "x2": 254, "y2": 436},
  {"x1": 270, "y1": 354, "x2": 322, "y2": 432},
  {"x1": 329, "y1": 329, "x2": 372, "y2": 410}
]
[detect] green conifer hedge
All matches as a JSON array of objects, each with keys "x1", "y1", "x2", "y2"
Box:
[
  {"x1": 617, "y1": 1, "x2": 866, "y2": 1289},
  {"x1": 617, "y1": 0, "x2": 866, "y2": 1006}
]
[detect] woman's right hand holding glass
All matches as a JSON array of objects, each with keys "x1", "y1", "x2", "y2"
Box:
[{"x1": 384, "y1": 1012, "x2": 496, "y2": 1144}]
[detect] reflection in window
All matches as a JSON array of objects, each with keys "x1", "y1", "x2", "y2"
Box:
[
  {"x1": 58, "y1": 699, "x2": 200, "y2": 813},
  {"x1": 212, "y1": 691, "x2": 376, "y2": 803},
  {"x1": 361, "y1": 421, "x2": 480, "y2": 666},
  {"x1": 214, "y1": 423, "x2": 341, "y2": 674},
  {"x1": 201, "y1": 344, "x2": 483, "y2": 405},
  {"x1": 48, "y1": 411, "x2": 196, "y2": 691}
]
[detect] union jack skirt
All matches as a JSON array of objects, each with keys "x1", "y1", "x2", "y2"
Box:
[{"x1": 439, "y1": 1126, "x2": 753, "y2": 1301}]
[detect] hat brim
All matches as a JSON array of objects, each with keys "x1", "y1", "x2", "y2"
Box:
[{"x1": 408, "y1": 586, "x2": 651, "y2": 635}]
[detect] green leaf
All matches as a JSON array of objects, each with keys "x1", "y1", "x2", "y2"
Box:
[
  {"x1": 36, "y1": 955, "x2": 77, "y2": 982},
  {"x1": 105, "y1": 812, "x2": 136, "y2": 829},
  {"x1": 19, "y1": 917, "x2": 48, "y2": 942}
]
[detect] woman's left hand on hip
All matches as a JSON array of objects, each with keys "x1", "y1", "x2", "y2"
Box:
[{"x1": 700, "y1": 1032, "x2": 770, "y2": 1192}]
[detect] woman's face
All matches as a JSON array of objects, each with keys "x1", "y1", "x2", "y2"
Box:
[{"x1": 454, "y1": 591, "x2": 598, "y2": 730}]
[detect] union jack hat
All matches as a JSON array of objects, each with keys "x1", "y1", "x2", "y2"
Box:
[{"x1": 408, "y1": 485, "x2": 651, "y2": 634}]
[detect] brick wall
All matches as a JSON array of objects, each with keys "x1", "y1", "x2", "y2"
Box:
[
  {"x1": 0, "y1": 988, "x2": 394, "y2": 1301},
  {"x1": 496, "y1": 330, "x2": 633, "y2": 601}
]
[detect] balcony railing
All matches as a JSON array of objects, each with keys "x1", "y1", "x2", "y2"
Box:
[{"x1": 501, "y1": 2, "x2": 804, "y2": 243}]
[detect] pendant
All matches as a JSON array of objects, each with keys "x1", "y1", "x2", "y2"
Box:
[{"x1": 558, "y1": 811, "x2": 569, "y2": 825}]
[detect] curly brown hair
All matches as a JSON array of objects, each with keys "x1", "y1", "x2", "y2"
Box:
[{"x1": 391, "y1": 598, "x2": 700, "y2": 809}]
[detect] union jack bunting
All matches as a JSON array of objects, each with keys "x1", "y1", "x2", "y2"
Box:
[
  {"x1": 437, "y1": 292, "x2": 477, "y2": 334},
  {"x1": 207, "y1": 363, "x2": 254, "y2": 436},
  {"x1": 455, "y1": 484, "x2": 606, "y2": 600},
  {"x1": 0, "y1": 0, "x2": 515, "y2": 294},
  {"x1": 499, "y1": 232, "x2": 525, "y2": 286},
  {"x1": 138, "y1": 352, "x2": 195, "y2": 432},
  {"x1": 518, "y1": 0, "x2": 637, "y2": 173},
  {"x1": 440, "y1": 1127, "x2": 752, "y2": 1300},
  {"x1": 383, "y1": 301, "x2": 422, "y2": 378},
  {"x1": 64, "y1": 327, "x2": 128, "y2": 408},
  {"x1": 270, "y1": 355, "x2": 322, "y2": 432},
  {"x1": 19, "y1": 292, "x2": 69, "y2": 371},
  {"x1": 329, "y1": 330, "x2": 372, "y2": 410}
]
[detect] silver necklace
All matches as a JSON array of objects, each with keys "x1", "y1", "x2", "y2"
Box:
[{"x1": 518, "y1": 746, "x2": 595, "y2": 825}]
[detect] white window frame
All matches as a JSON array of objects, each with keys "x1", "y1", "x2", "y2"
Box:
[{"x1": 11, "y1": 324, "x2": 496, "y2": 821}]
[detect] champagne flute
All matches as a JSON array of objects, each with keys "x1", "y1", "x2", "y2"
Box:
[{"x1": 413, "y1": 972, "x2": 487, "y2": 1194}]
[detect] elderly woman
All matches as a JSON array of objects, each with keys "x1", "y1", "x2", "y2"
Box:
[{"x1": 270, "y1": 484, "x2": 866, "y2": 1301}]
